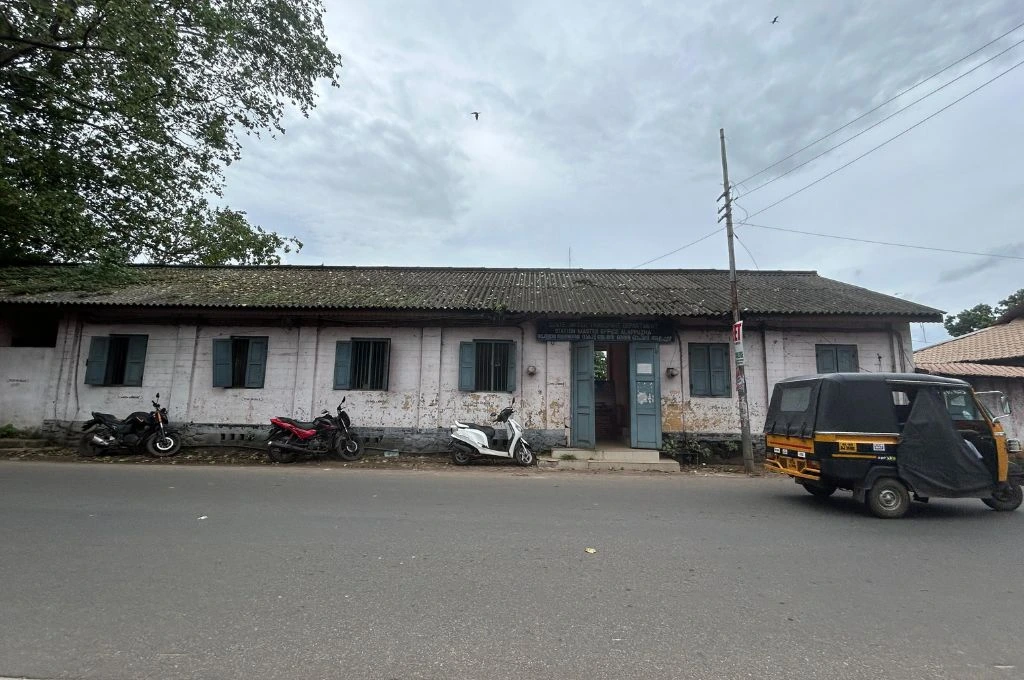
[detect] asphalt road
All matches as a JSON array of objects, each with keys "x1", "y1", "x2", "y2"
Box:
[{"x1": 1, "y1": 461, "x2": 1022, "y2": 680}]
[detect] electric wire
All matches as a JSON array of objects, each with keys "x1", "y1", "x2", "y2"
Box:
[
  {"x1": 632, "y1": 228, "x2": 723, "y2": 268},
  {"x1": 734, "y1": 18, "x2": 1024, "y2": 186},
  {"x1": 744, "y1": 56, "x2": 1024, "y2": 220},
  {"x1": 737, "y1": 221, "x2": 1024, "y2": 261},
  {"x1": 737, "y1": 36, "x2": 1024, "y2": 198}
]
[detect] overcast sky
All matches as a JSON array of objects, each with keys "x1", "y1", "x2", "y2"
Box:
[{"x1": 222, "y1": 0, "x2": 1023, "y2": 349}]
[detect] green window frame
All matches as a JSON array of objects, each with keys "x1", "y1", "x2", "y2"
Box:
[
  {"x1": 212, "y1": 336, "x2": 268, "y2": 388},
  {"x1": 84, "y1": 335, "x2": 148, "y2": 386},
  {"x1": 334, "y1": 339, "x2": 391, "y2": 390},
  {"x1": 815, "y1": 344, "x2": 859, "y2": 374},
  {"x1": 689, "y1": 343, "x2": 731, "y2": 397},
  {"x1": 459, "y1": 340, "x2": 516, "y2": 392}
]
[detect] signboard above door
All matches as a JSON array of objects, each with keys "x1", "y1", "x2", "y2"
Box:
[{"x1": 537, "y1": 319, "x2": 674, "y2": 343}]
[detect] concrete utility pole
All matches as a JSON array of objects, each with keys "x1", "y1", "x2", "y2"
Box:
[{"x1": 718, "y1": 128, "x2": 756, "y2": 475}]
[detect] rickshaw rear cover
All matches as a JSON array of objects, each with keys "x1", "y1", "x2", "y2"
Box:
[{"x1": 897, "y1": 388, "x2": 992, "y2": 497}]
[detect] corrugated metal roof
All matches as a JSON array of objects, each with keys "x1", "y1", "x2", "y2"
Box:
[
  {"x1": 915, "y1": 318, "x2": 1024, "y2": 363},
  {"x1": 916, "y1": 362, "x2": 1024, "y2": 379},
  {"x1": 0, "y1": 265, "x2": 943, "y2": 319}
]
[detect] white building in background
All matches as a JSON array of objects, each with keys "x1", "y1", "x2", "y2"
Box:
[{"x1": 0, "y1": 265, "x2": 940, "y2": 452}]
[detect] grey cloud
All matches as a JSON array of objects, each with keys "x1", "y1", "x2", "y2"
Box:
[
  {"x1": 217, "y1": 0, "x2": 1022, "y2": 317},
  {"x1": 937, "y1": 243, "x2": 1024, "y2": 283}
]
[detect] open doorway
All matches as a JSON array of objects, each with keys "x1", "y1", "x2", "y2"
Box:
[{"x1": 594, "y1": 342, "x2": 629, "y2": 447}]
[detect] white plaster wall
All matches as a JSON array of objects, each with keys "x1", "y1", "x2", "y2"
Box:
[
  {"x1": 308, "y1": 326, "x2": 427, "y2": 429},
  {"x1": 187, "y1": 326, "x2": 299, "y2": 425},
  {"x1": 968, "y1": 377, "x2": 1024, "y2": 440},
  {"x1": 521, "y1": 320, "x2": 570, "y2": 433},
  {"x1": 436, "y1": 326, "x2": 524, "y2": 429},
  {"x1": 675, "y1": 326, "x2": 909, "y2": 434},
  {"x1": 23, "y1": 313, "x2": 918, "y2": 444},
  {"x1": 70, "y1": 323, "x2": 179, "y2": 422},
  {"x1": 309, "y1": 324, "x2": 556, "y2": 432},
  {"x1": 0, "y1": 348, "x2": 56, "y2": 429},
  {"x1": 659, "y1": 338, "x2": 685, "y2": 432}
]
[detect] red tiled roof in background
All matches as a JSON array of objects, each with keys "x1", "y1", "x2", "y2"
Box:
[
  {"x1": 916, "y1": 362, "x2": 1024, "y2": 378},
  {"x1": 915, "y1": 318, "x2": 1024, "y2": 364}
]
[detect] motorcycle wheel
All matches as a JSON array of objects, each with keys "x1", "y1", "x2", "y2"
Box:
[
  {"x1": 513, "y1": 442, "x2": 535, "y2": 467},
  {"x1": 268, "y1": 446, "x2": 297, "y2": 464},
  {"x1": 146, "y1": 432, "x2": 182, "y2": 457},
  {"x1": 78, "y1": 433, "x2": 104, "y2": 457},
  {"x1": 335, "y1": 433, "x2": 363, "y2": 462}
]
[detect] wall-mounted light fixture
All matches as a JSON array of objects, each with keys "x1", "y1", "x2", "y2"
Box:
[
  {"x1": 666, "y1": 366, "x2": 679, "y2": 378},
  {"x1": 527, "y1": 365, "x2": 537, "y2": 376}
]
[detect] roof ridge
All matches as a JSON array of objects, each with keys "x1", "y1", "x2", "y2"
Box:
[{"x1": 0, "y1": 263, "x2": 818, "y2": 275}]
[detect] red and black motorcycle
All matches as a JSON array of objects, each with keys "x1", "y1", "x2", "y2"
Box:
[{"x1": 266, "y1": 397, "x2": 362, "y2": 464}]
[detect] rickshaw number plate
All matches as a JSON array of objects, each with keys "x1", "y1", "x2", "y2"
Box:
[{"x1": 839, "y1": 442, "x2": 857, "y2": 453}]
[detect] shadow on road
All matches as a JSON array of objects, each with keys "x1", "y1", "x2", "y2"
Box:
[{"x1": 773, "y1": 488, "x2": 1010, "y2": 522}]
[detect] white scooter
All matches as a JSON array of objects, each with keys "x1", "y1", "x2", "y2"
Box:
[{"x1": 449, "y1": 398, "x2": 535, "y2": 466}]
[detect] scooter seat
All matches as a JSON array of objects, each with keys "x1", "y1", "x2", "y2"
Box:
[{"x1": 463, "y1": 424, "x2": 496, "y2": 439}]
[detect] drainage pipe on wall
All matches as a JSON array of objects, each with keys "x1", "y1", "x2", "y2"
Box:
[{"x1": 888, "y1": 325, "x2": 899, "y2": 373}]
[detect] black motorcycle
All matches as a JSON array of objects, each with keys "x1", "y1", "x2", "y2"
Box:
[
  {"x1": 79, "y1": 393, "x2": 182, "y2": 458},
  {"x1": 266, "y1": 397, "x2": 362, "y2": 464}
]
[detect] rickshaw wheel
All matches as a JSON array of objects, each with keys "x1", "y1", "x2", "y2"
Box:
[
  {"x1": 867, "y1": 478, "x2": 910, "y2": 519},
  {"x1": 982, "y1": 484, "x2": 1023, "y2": 512},
  {"x1": 800, "y1": 481, "x2": 837, "y2": 498}
]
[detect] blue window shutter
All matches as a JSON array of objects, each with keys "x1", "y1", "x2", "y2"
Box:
[
  {"x1": 689, "y1": 344, "x2": 709, "y2": 397},
  {"x1": 334, "y1": 341, "x2": 351, "y2": 390},
  {"x1": 816, "y1": 346, "x2": 837, "y2": 374},
  {"x1": 837, "y1": 345, "x2": 859, "y2": 372},
  {"x1": 710, "y1": 344, "x2": 730, "y2": 397},
  {"x1": 459, "y1": 342, "x2": 475, "y2": 391},
  {"x1": 380, "y1": 339, "x2": 391, "y2": 391},
  {"x1": 245, "y1": 337, "x2": 268, "y2": 388},
  {"x1": 506, "y1": 342, "x2": 517, "y2": 392},
  {"x1": 84, "y1": 336, "x2": 109, "y2": 385},
  {"x1": 212, "y1": 339, "x2": 232, "y2": 387},
  {"x1": 123, "y1": 335, "x2": 148, "y2": 387}
]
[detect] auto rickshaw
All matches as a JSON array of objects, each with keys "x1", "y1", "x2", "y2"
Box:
[{"x1": 763, "y1": 373, "x2": 1023, "y2": 518}]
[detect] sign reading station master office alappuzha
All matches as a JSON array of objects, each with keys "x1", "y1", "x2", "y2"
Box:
[{"x1": 536, "y1": 319, "x2": 675, "y2": 343}]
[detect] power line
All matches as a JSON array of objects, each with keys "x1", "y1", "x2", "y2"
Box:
[
  {"x1": 737, "y1": 221, "x2": 1024, "y2": 261},
  {"x1": 738, "y1": 36, "x2": 1024, "y2": 198},
  {"x1": 744, "y1": 56, "x2": 1024, "y2": 220},
  {"x1": 737, "y1": 231, "x2": 761, "y2": 268},
  {"x1": 735, "y1": 18, "x2": 1024, "y2": 186},
  {"x1": 632, "y1": 228, "x2": 722, "y2": 268}
]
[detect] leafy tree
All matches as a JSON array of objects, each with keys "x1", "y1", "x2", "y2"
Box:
[
  {"x1": 998, "y1": 289, "x2": 1024, "y2": 314},
  {"x1": 0, "y1": 0, "x2": 342, "y2": 265},
  {"x1": 944, "y1": 304, "x2": 996, "y2": 338},
  {"x1": 594, "y1": 350, "x2": 608, "y2": 381},
  {"x1": 944, "y1": 288, "x2": 1024, "y2": 336}
]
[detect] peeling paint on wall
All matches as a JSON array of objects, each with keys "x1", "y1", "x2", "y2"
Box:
[
  {"x1": 3, "y1": 314, "x2": 919, "y2": 445},
  {"x1": 661, "y1": 392, "x2": 684, "y2": 431}
]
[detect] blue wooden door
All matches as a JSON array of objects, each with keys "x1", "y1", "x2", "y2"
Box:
[
  {"x1": 571, "y1": 341, "x2": 595, "y2": 449},
  {"x1": 630, "y1": 342, "x2": 661, "y2": 449}
]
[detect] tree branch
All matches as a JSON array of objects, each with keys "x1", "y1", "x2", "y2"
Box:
[{"x1": 0, "y1": 34, "x2": 113, "y2": 53}]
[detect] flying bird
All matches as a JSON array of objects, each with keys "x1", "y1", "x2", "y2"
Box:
[
  {"x1": 471, "y1": 111, "x2": 480, "y2": 120},
  {"x1": 771, "y1": 16, "x2": 779, "y2": 24}
]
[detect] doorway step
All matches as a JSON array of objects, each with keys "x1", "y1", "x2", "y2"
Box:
[{"x1": 541, "y1": 447, "x2": 679, "y2": 472}]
